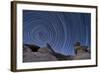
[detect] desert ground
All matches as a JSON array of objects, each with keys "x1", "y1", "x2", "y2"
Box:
[{"x1": 23, "y1": 44, "x2": 90, "y2": 62}]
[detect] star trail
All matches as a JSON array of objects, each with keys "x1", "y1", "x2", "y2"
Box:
[{"x1": 23, "y1": 10, "x2": 91, "y2": 56}]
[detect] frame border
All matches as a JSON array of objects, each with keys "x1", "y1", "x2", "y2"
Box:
[{"x1": 11, "y1": 1, "x2": 98, "y2": 72}]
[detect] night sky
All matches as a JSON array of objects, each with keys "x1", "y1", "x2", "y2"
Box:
[{"x1": 23, "y1": 10, "x2": 91, "y2": 56}]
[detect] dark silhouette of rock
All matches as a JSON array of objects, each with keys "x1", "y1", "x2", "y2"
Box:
[
  {"x1": 24, "y1": 44, "x2": 40, "y2": 52},
  {"x1": 23, "y1": 43, "x2": 74, "y2": 62},
  {"x1": 53, "y1": 53, "x2": 73, "y2": 60},
  {"x1": 81, "y1": 46, "x2": 90, "y2": 52},
  {"x1": 74, "y1": 42, "x2": 90, "y2": 55},
  {"x1": 46, "y1": 43, "x2": 55, "y2": 54},
  {"x1": 23, "y1": 42, "x2": 91, "y2": 62},
  {"x1": 73, "y1": 42, "x2": 91, "y2": 59},
  {"x1": 23, "y1": 45, "x2": 57, "y2": 62},
  {"x1": 74, "y1": 42, "x2": 81, "y2": 46},
  {"x1": 46, "y1": 43, "x2": 73, "y2": 60}
]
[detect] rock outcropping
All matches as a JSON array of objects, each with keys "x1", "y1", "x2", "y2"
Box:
[
  {"x1": 23, "y1": 44, "x2": 57, "y2": 62},
  {"x1": 23, "y1": 43, "x2": 91, "y2": 62}
]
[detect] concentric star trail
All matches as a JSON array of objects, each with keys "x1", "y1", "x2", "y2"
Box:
[{"x1": 23, "y1": 10, "x2": 91, "y2": 55}]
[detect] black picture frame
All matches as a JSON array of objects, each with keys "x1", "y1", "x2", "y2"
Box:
[{"x1": 11, "y1": 1, "x2": 98, "y2": 72}]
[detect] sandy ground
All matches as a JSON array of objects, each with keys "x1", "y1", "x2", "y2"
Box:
[
  {"x1": 23, "y1": 46, "x2": 90, "y2": 62},
  {"x1": 23, "y1": 47, "x2": 57, "y2": 62}
]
